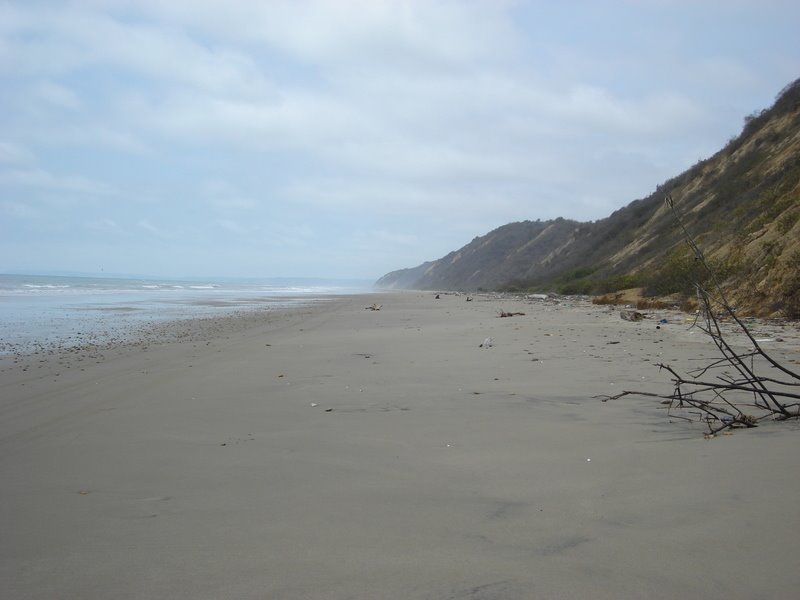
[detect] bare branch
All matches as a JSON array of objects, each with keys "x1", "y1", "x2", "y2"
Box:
[{"x1": 601, "y1": 195, "x2": 800, "y2": 435}]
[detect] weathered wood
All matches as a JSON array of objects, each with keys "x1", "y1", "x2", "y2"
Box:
[
  {"x1": 498, "y1": 310, "x2": 525, "y2": 318},
  {"x1": 620, "y1": 310, "x2": 644, "y2": 321}
]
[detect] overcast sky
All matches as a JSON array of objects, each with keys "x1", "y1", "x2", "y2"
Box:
[{"x1": 1, "y1": 0, "x2": 798, "y2": 280}]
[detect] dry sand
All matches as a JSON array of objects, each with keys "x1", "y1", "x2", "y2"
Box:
[{"x1": 1, "y1": 292, "x2": 799, "y2": 599}]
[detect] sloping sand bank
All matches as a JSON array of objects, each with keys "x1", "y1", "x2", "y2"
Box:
[{"x1": 2, "y1": 292, "x2": 799, "y2": 599}]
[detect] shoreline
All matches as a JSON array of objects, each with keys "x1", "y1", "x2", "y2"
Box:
[
  {"x1": 0, "y1": 295, "x2": 355, "y2": 400},
  {"x1": 0, "y1": 272, "x2": 374, "y2": 356},
  {"x1": 0, "y1": 296, "x2": 342, "y2": 359},
  {"x1": 2, "y1": 292, "x2": 799, "y2": 599}
]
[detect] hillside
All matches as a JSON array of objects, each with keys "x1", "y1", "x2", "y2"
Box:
[{"x1": 377, "y1": 78, "x2": 800, "y2": 317}]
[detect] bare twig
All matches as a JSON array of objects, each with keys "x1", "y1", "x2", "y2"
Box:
[
  {"x1": 498, "y1": 310, "x2": 525, "y2": 318},
  {"x1": 598, "y1": 196, "x2": 800, "y2": 435}
]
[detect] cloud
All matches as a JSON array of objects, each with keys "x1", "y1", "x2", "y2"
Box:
[
  {"x1": 1, "y1": 4, "x2": 274, "y2": 96},
  {"x1": 200, "y1": 178, "x2": 238, "y2": 196},
  {"x1": 369, "y1": 229, "x2": 419, "y2": 246},
  {"x1": 201, "y1": 179, "x2": 260, "y2": 211},
  {"x1": 283, "y1": 175, "x2": 526, "y2": 226},
  {"x1": 85, "y1": 217, "x2": 124, "y2": 235},
  {"x1": 137, "y1": 219, "x2": 160, "y2": 234},
  {"x1": 0, "y1": 167, "x2": 116, "y2": 196},
  {"x1": 0, "y1": 2, "x2": 710, "y2": 169},
  {"x1": 33, "y1": 80, "x2": 82, "y2": 110},
  {"x1": 125, "y1": 87, "x2": 362, "y2": 152},
  {"x1": 2, "y1": 0, "x2": 798, "y2": 278},
  {"x1": 269, "y1": 224, "x2": 316, "y2": 248},
  {"x1": 217, "y1": 219, "x2": 249, "y2": 235},
  {"x1": 45, "y1": 126, "x2": 148, "y2": 154},
  {"x1": 0, "y1": 141, "x2": 34, "y2": 165},
  {"x1": 114, "y1": 0, "x2": 521, "y2": 68},
  {"x1": 1, "y1": 200, "x2": 41, "y2": 220},
  {"x1": 209, "y1": 197, "x2": 259, "y2": 210},
  {"x1": 551, "y1": 86, "x2": 703, "y2": 135},
  {"x1": 687, "y1": 57, "x2": 758, "y2": 92}
]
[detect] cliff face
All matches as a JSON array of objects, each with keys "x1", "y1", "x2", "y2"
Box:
[
  {"x1": 377, "y1": 79, "x2": 800, "y2": 317},
  {"x1": 376, "y1": 219, "x2": 580, "y2": 291}
]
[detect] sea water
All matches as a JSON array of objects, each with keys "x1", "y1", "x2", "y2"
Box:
[{"x1": 0, "y1": 274, "x2": 374, "y2": 355}]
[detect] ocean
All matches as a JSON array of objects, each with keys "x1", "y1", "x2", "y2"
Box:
[{"x1": 0, "y1": 274, "x2": 374, "y2": 355}]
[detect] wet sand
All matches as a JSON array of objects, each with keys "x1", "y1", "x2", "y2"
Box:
[{"x1": 1, "y1": 292, "x2": 799, "y2": 599}]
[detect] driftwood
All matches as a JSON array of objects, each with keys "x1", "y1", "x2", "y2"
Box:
[
  {"x1": 499, "y1": 310, "x2": 525, "y2": 318},
  {"x1": 620, "y1": 310, "x2": 644, "y2": 322},
  {"x1": 597, "y1": 195, "x2": 800, "y2": 436},
  {"x1": 365, "y1": 304, "x2": 382, "y2": 311}
]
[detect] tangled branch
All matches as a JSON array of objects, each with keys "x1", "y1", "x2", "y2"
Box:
[{"x1": 597, "y1": 196, "x2": 800, "y2": 436}]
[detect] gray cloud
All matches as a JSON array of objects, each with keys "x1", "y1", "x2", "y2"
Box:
[{"x1": 1, "y1": 0, "x2": 798, "y2": 278}]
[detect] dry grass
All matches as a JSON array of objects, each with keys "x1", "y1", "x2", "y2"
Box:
[{"x1": 592, "y1": 287, "x2": 697, "y2": 313}]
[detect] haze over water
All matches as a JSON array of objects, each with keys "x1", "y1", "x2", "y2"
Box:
[{"x1": 0, "y1": 274, "x2": 373, "y2": 354}]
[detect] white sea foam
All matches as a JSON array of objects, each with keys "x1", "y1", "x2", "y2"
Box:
[{"x1": 0, "y1": 273, "x2": 375, "y2": 354}]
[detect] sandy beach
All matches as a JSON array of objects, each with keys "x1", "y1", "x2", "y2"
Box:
[{"x1": 1, "y1": 292, "x2": 799, "y2": 599}]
